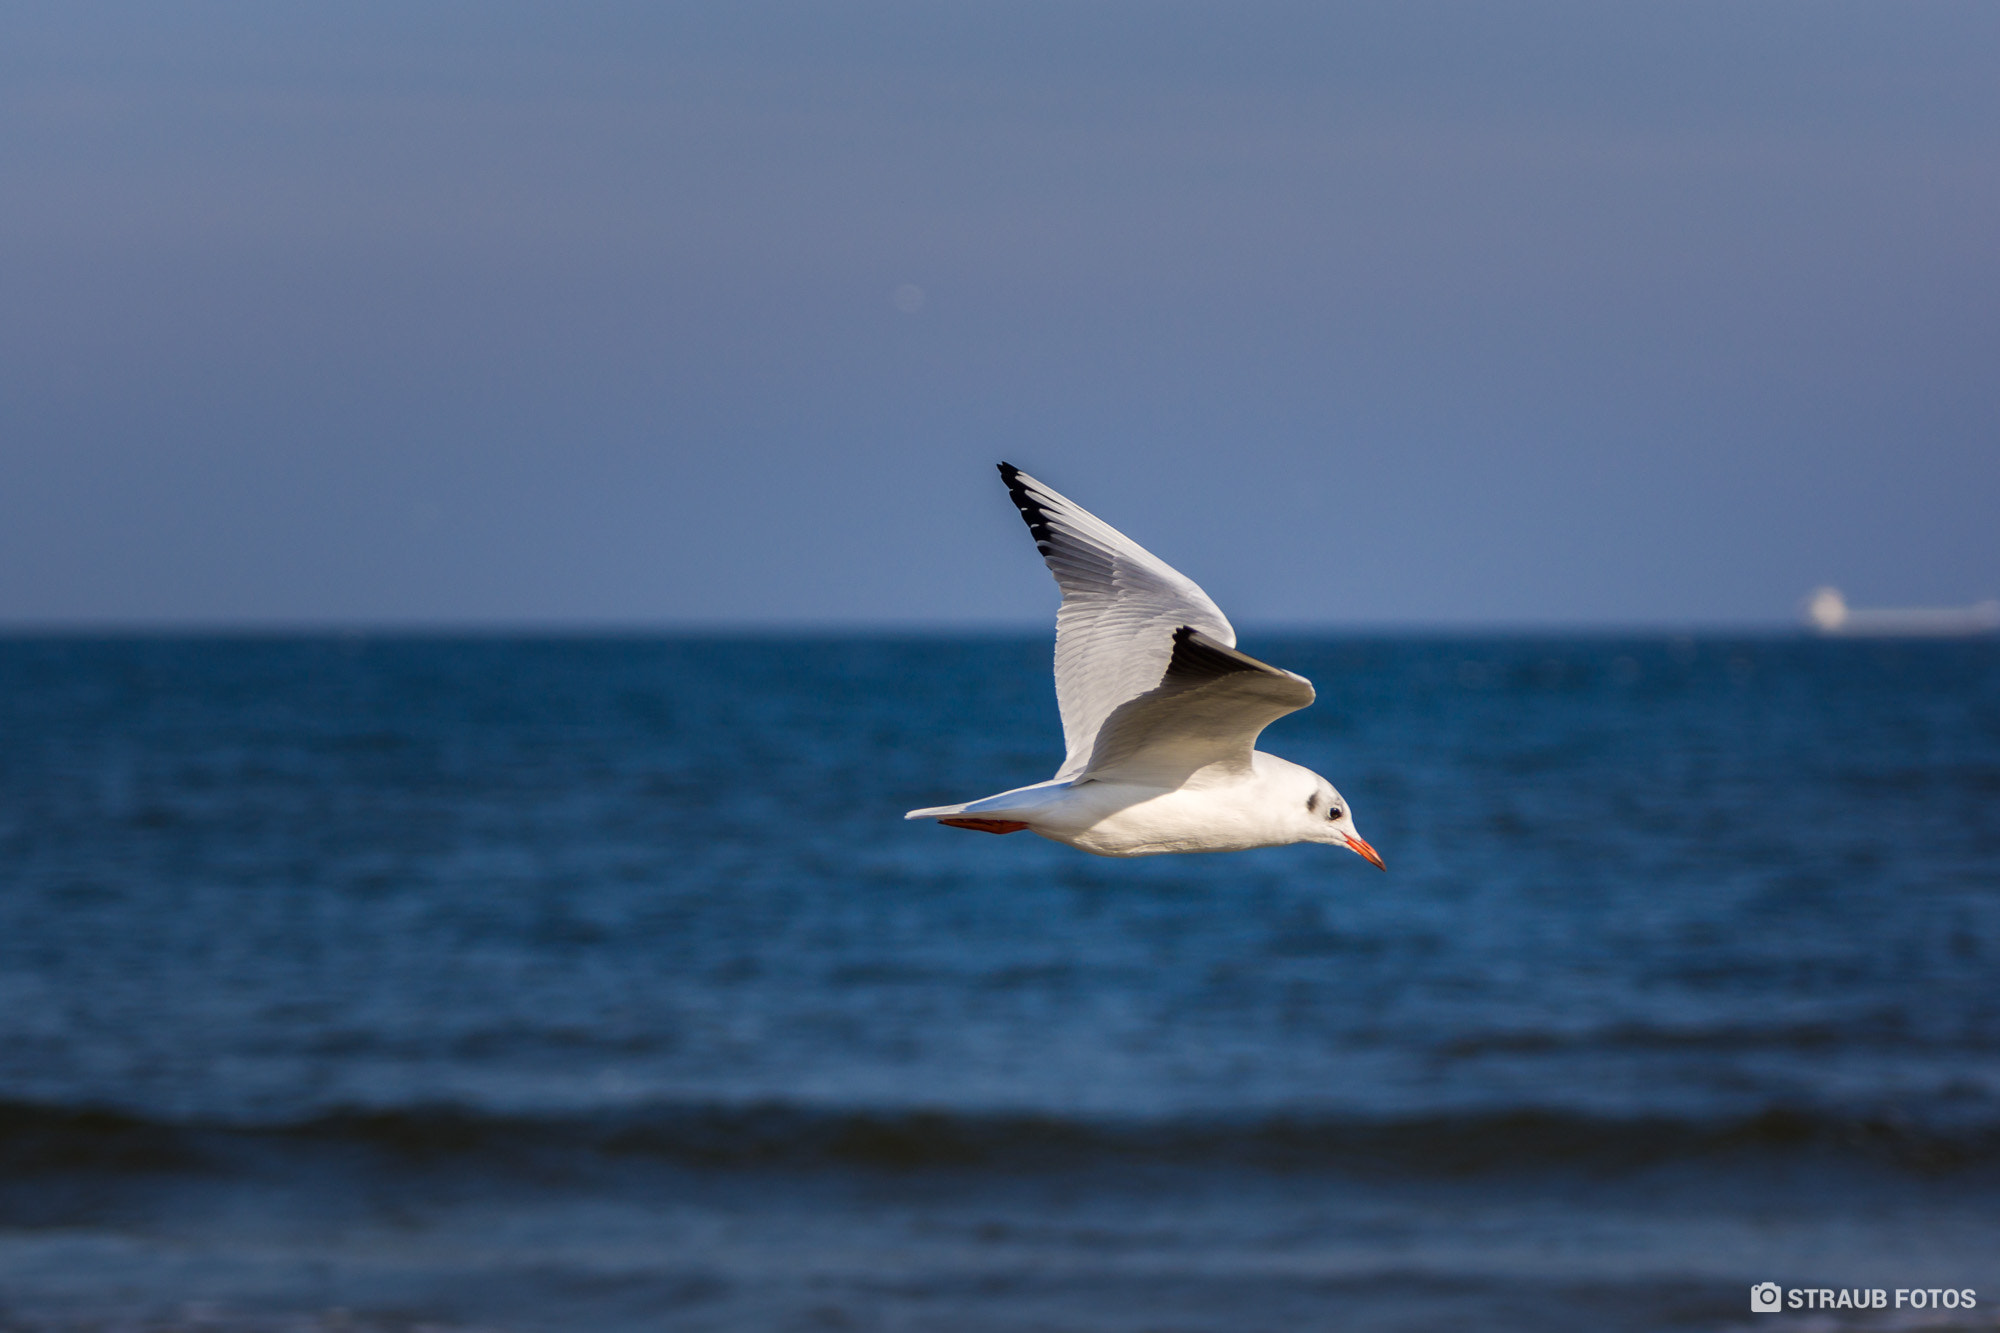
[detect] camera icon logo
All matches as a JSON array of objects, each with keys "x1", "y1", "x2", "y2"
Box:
[{"x1": 1751, "y1": 1283, "x2": 1784, "y2": 1313}]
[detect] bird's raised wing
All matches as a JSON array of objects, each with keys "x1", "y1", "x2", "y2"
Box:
[{"x1": 999, "y1": 464, "x2": 1312, "y2": 782}]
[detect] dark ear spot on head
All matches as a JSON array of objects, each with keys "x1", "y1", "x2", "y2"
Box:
[{"x1": 1306, "y1": 793, "x2": 1318, "y2": 814}]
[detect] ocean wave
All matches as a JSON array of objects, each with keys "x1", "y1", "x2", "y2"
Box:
[{"x1": 4, "y1": 1098, "x2": 1996, "y2": 1179}]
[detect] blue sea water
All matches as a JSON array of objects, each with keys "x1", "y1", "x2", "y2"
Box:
[{"x1": 1, "y1": 634, "x2": 1997, "y2": 1332}]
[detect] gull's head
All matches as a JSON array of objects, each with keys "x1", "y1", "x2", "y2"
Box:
[{"x1": 1295, "y1": 773, "x2": 1384, "y2": 870}]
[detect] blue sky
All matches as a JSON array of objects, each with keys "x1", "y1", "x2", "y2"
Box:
[{"x1": 3, "y1": 2, "x2": 1996, "y2": 627}]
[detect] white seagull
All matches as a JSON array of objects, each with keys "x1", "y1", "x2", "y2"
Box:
[{"x1": 906, "y1": 464, "x2": 1384, "y2": 867}]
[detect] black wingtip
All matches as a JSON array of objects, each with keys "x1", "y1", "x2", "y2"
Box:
[{"x1": 996, "y1": 462, "x2": 1052, "y2": 549}]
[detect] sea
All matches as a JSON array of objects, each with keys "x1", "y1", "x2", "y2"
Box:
[{"x1": 1, "y1": 633, "x2": 1997, "y2": 1333}]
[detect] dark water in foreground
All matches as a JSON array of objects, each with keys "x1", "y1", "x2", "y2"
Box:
[{"x1": 2, "y1": 634, "x2": 1997, "y2": 1332}]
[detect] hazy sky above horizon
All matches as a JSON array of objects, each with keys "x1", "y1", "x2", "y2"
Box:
[{"x1": 3, "y1": 2, "x2": 1996, "y2": 627}]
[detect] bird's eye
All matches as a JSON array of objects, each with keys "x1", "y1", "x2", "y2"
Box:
[{"x1": 1328, "y1": 807, "x2": 1344, "y2": 821}]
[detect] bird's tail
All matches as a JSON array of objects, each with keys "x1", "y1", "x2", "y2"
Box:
[
  {"x1": 904, "y1": 778, "x2": 1072, "y2": 822},
  {"x1": 904, "y1": 801, "x2": 974, "y2": 820}
]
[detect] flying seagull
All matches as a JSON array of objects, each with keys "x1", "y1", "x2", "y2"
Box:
[{"x1": 906, "y1": 464, "x2": 1384, "y2": 867}]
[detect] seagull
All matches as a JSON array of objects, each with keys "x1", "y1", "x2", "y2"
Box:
[{"x1": 906, "y1": 464, "x2": 1384, "y2": 867}]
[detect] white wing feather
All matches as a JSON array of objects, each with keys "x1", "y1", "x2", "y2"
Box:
[{"x1": 998, "y1": 465, "x2": 1312, "y2": 782}]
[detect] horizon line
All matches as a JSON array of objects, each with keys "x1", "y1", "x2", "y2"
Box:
[{"x1": 0, "y1": 616, "x2": 1853, "y2": 639}]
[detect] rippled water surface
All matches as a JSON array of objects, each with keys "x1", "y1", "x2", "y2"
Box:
[{"x1": 2, "y1": 634, "x2": 1997, "y2": 1331}]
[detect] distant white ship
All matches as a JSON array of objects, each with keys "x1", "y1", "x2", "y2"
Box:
[{"x1": 1804, "y1": 587, "x2": 2000, "y2": 637}]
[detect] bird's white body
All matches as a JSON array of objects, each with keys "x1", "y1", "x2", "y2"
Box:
[
  {"x1": 952, "y1": 752, "x2": 1336, "y2": 857},
  {"x1": 906, "y1": 465, "x2": 1382, "y2": 868}
]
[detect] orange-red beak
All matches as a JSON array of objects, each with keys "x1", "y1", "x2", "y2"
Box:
[{"x1": 1344, "y1": 833, "x2": 1386, "y2": 871}]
